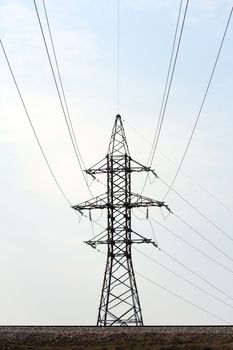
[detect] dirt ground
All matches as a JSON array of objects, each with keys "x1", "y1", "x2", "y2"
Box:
[{"x1": 0, "y1": 326, "x2": 232, "y2": 350}]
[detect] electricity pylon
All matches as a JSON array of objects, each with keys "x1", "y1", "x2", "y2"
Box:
[{"x1": 72, "y1": 115, "x2": 170, "y2": 326}]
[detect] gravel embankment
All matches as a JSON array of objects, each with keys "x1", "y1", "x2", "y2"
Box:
[{"x1": 0, "y1": 326, "x2": 232, "y2": 350}]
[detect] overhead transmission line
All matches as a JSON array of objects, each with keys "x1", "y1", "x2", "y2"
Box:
[
  {"x1": 123, "y1": 118, "x2": 233, "y2": 216},
  {"x1": 159, "y1": 176, "x2": 233, "y2": 244},
  {"x1": 148, "y1": 0, "x2": 185, "y2": 165},
  {"x1": 174, "y1": 211, "x2": 233, "y2": 263},
  {"x1": 134, "y1": 206, "x2": 233, "y2": 274},
  {"x1": 163, "y1": 6, "x2": 233, "y2": 200},
  {"x1": 134, "y1": 247, "x2": 233, "y2": 311},
  {"x1": 85, "y1": 210, "x2": 233, "y2": 315},
  {"x1": 91, "y1": 239, "x2": 231, "y2": 324},
  {"x1": 33, "y1": 0, "x2": 93, "y2": 197},
  {"x1": 117, "y1": 0, "x2": 120, "y2": 113},
  {"x1": 136, "y1": 271, "x2": 231, "y2": 325},
  {"x1": 94, "y1": 222, "x2": 233, "y2": 304},
  {"x1": 141, "y1": 0, "x2": 190, "y2": 194},
  {"x1": 125, "y1": 119, "x2": 233, "y2": 263},
  {"x1": 133, "y1": 207, "x2": 233, "y2": 300},
  {"x1": 144, "y1": 211, "x2": 233, "y2": 275},
  {"x1": 5, "y1": 4, "x2": 230, "y2": 325},
  {"x1": 42, "y1": 0, "x2": 87, "y2": 171},
  {"x1": 93, "y1": 207, "x2": 233, "y2": 303},
  {"x1": 0, "y1": 40, "x2": 105, "y2": 233},
  {"x1": 160, "y1": 248, "x2": 233, "y2": 303},
  {"x1": 85, "y1": 216, "x2": 232, "y2": 304},
  {"x1": 90, "y1": 214, "x2": 233, "y2": 324},
  {"x1": 1, "y1": 39, "x2": 70, "y2": 206},
  {"x1": 7, "y1": 2, "x2": 230, "y2": 323},
  {"x1": 96, "y1": 120, "x2": 233, "y2": 266},
  {"x1": 36, "y1": 0, "x2": 233, "y2": 259}
]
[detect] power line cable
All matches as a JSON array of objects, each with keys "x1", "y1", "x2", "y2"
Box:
[
  {"x1": 117, "y1": 0, "x2": 120, "y2": 113},
  {"x1": 33, "y1": 0, "x2": 93, "y2": 197},
  {"x1": 161, "y1": 248, "x2": 233, "y2": 303},
  {"x1": 7, "y1": 0, "x2": 227, "y2": 322},
  {"x1": 81, "y1": 205, "x2": 233, "y2": 313},
  {"x1": 141, "y1": 0, "x2": 190, "y2": 195},
  {"x1": 1, "y1": 40, "x2": 105, "y2": 232},
  {"x1": 163, "y1": 6, "x2": 233, "y2": 200},
  {"x1": 147, "y1": 0, "x2": 184, "y2": 167},
  {"x1": 90, "y1": 241, "x2": 231, "y2": 324},
  {"x1": 42, "y1": 0, "x2": 87, "y2": 171},
  {"x1": 41, "y1": 0, "x2": 99, "y2": 237},
  {"x1": 134, "y1": 247, "x2": 233, "y2": 311},
  {"x1": 133, "y1": 206, "x2": 233, "y2": 302},
  {"x1": 127, "y1": 117, "x2": 233, "y2": 261},
  {"x1": 149, "y1": 0, "x2": 189, "y2": 162},
  {"x1": 174, "y1": 212, "x2": 233, "y2": 263},
  {"x1": 94, "y1": 113, "x2": 233, "y2": 271},
  {"x1": 159, "y1": 177, "x2": 233, "y2": 244},
  {"x1": 123, "y1": 118, "x2": 233, "y2": 216},
  {"x1": 136, "y1": 271, "x2": 231, "y2": 325},
  {"x1": 159, "y1": 150, "x2": 233, "y2": 215},
  {"x1": 0, "y1": 39, "x2": 71, "y2": 206},
  {"x1": 146, "y1": 211, "x2": 233, "y2": 275}
]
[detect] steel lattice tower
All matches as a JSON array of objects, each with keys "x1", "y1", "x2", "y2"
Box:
[{"x1": 72, "y1": 115, "x2": 170, "y2": 326}]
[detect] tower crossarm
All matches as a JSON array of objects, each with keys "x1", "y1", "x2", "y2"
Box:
[
  {"x1": 130, "y1": 192, "x2": 171, "y2": 212},
  {"x1": 72, "y1": 192, "x2": 171, "y2": 213},
  {"x1": 72, "y1": 192, "x2": 171, "y2": 212},
  {"x1": 85, "y1": 156, "x2": 158, "y2": 176},
  {"x1": 85, "y1": 157, "x2": 108, "y2": 175},
  {"x1": 72, "y1": 193, "x2": 108, "y2": 212},
  {"x1": 129, "y1": 158, "x2": 157, "y2": 175},
  {"x1": 85, "y1": 229, "x2": 158, "y2": 248}
]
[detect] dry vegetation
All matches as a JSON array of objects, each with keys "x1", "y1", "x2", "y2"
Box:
[{"x1": 0, "y1": 326, "x2": 232, "y2": 350}]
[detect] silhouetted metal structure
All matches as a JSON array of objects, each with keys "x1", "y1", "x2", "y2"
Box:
[{"x1": 72, "y1": 115, "x2": 170, "y2": 326}]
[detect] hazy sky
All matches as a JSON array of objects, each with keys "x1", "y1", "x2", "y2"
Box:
[{"x1": 1, "y1": 0, "x2": 233, "y2": 325}]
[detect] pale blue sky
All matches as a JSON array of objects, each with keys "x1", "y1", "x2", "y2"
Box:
[{"x1": 0, "y1": 0, "x2": 233, "y2": 325}]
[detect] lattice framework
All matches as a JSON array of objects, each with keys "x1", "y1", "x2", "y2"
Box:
[{"x1": 72, "y1": 115, "x2": 170, "y2": 326}]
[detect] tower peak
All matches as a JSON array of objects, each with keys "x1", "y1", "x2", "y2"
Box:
[{"x1": 108, "y1": 114, "x2": 129, "y2": 155}]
